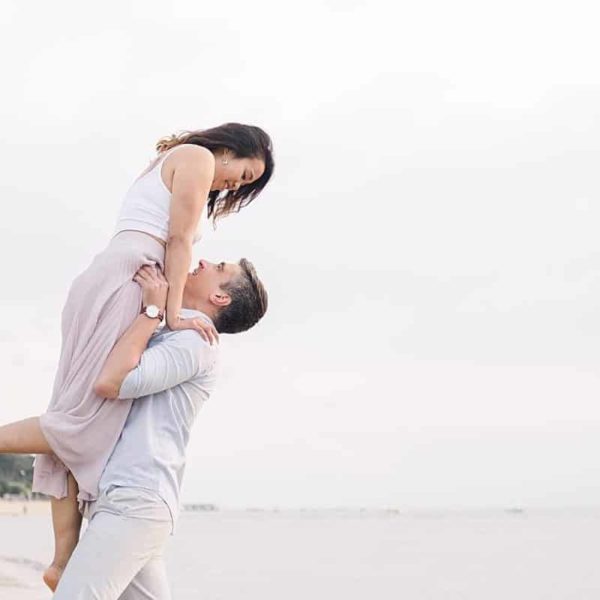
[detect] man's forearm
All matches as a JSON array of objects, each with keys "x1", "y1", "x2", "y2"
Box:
[{"x1": 94, "y1": 315, "x2": 160, "y2": 399}]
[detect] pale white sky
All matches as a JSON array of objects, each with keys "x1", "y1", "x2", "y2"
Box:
[{"x1": 1, "y1": 0, "x2": 600, "y2": 508}]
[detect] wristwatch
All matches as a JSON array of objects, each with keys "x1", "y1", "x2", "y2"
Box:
[{"x1": 142, "y1": 304, "x2": 164, "y2": 321}]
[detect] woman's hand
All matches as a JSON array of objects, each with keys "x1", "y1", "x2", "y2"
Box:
[
  {"x1": 167, "y1": 314, "x2": 219, "y2": 345},
  {"x1": 133, "y1": 265, "x2": 168, "y2": 314}
]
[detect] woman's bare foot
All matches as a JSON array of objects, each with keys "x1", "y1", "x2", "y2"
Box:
[{"x1": 43, "y1": 564, "x2": 64, "y2": 592}]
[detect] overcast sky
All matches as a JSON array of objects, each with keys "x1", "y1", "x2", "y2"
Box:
[{"x1": 1, "y1": 0, "x2": 600, "y2": 508}]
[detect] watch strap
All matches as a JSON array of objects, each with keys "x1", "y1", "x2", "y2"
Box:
[{"x1": 142, "y1": 305, "x2": 164, "y2": 320}]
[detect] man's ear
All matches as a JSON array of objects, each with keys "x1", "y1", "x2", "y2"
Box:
[{"x1": 209, "y1": 291, "x2": 232, "y2": 308}]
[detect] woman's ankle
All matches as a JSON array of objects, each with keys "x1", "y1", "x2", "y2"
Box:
[
  {"x1": 52, "y1": 535, "x2": 78, "y2": 570},
  {"x1": 49, "y1": 558, "x2": 68, "y2": 570}
]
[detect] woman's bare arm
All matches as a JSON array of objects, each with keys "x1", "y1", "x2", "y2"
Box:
[{"x1": 164, "y1": 146, "x2": 215, "y2": 332}]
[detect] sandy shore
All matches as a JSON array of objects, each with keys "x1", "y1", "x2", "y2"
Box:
[
  {"x1": 0, "y1": 556, "x2": 50, "y2": 600},
  {"x1": 0, "y1": 503, "x2": 52, "y2": 599},
  {"x1": 5, "y1": 508, "x2": 600, "y2": 599},
  {"x1": 0, "y1": 500, "x2": 50, "y2": 517}
]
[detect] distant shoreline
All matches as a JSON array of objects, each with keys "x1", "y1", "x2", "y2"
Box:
[{"x1": 6, "y1": 499, "x2": 600, "y2": 519}]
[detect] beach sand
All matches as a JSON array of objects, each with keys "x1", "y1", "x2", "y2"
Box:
[
  {"x1": 4, "y1": 506, "x2": 600, "y2": 599},
  {"x1": 0, "y1": 556, "x2": 48, "y2": 600},
  {"x1": 0, "y1": 502, "x2": 51, "y2": 599},
  {"x1": 0, "y1": 500, "x2": 50, "y2": 517}
]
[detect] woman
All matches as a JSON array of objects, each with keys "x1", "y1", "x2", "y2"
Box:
[{"x1": 0, "y1": 122, "x2": 274, "y2": 591}]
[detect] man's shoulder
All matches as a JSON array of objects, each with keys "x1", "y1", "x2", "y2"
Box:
[
  {"x1": 155, "y1": 328, "x2": 219, "y2": 373},
  {"x1": 161, "y1": 327, "x2": 205, "y2": 343}
]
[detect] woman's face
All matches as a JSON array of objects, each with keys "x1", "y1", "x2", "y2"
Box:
[{"x1": 211, "y1": 152, "x2": 265, "y2": 192}]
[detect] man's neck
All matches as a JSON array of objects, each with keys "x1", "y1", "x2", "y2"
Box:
[
  {"x1": 181, "y1": 291, "x2": 216, "y2": 321},
  {"x1": 181, "y1": 303, "x2": 215, "y2": 322}
]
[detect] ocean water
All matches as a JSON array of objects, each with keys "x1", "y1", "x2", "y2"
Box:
[{"x1": 2, "y1": 508, "x2": 600, "y2": 599}]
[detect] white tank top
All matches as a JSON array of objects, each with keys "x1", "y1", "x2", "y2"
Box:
[{"x1": 114, "y1": 146, "x2": 205, "y2": 244}]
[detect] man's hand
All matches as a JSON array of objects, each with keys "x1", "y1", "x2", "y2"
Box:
[{"x1": 133, "y1": 265, "x2": 168, "y2": 314}]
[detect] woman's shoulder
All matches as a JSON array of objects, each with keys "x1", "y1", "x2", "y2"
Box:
[
  {"x1": 163, "y1": 143, "x2": 214, "y2": 166},
  {"x1": 159, "y1": 144, "x2": 215, "y2": 188}
]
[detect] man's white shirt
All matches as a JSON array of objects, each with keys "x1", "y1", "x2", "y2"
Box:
[{"x1": 97, "y1": 308, "x2": 219, "y2": 532}]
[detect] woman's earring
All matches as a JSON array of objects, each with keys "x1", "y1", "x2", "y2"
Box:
[{"x1": 222, "y1": 154, "x2": 229, "y2": 166}]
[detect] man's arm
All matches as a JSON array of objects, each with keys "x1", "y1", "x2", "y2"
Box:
[
  {"x1": 94, "y1": 265, "x2": 168, "y2": 399},
  {"x1": 115, "y1": 330, "x2": 211, "y2": 400},
  {"x1": 93, "y1": 315, "x2": 161, "y2": 399}
]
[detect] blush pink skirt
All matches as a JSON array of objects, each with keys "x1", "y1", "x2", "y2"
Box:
[{"x1": 32, "y1": 231, "x2": 165, "y2": 502}]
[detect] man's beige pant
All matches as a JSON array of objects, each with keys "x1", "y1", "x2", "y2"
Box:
[{"x1": 54, "y1": 486, "x2": 173, "y2": 600}]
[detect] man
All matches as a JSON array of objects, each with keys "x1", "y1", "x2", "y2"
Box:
[{"x1": 53, "y1": 257, "x2": 268, "y2": 599}]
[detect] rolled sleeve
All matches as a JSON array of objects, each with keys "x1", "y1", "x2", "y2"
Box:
[{"x1": 118, "y1": 330, "x2": 214, "y2": 400}]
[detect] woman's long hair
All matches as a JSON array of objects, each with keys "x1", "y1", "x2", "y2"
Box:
[{"x1": 156, "y1": 123, "x2": 274, "y2": 222}]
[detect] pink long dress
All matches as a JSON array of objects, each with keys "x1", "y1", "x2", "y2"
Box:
[{"x1": 32, "y1": 231, "x2": 165, "y2": 501}]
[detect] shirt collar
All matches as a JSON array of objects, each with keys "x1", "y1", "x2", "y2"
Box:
[{"x1": 179, "y1": 308, "x2": 214, "y2": 325}]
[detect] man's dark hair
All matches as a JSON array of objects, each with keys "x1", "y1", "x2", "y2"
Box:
[{"x1": 214, "y1": 258, "x2": 268, "y2": 334}]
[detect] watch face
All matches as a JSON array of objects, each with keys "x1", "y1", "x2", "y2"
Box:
[{"x1": 146, "y1": 305, "x2": 160, "y2": 318}]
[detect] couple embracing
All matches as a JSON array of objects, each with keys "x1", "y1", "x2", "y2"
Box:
[{"x1": 0, "y1": 122, "x2": 273, "y2": 598}]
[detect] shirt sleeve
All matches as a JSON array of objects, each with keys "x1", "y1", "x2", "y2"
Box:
[{"x1": 118, "y1": 330, "x2": 215, "y2": 400}]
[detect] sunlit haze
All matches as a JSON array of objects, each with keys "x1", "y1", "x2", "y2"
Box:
[{"x1": 2, "y1": 0, "x2": 600, "y2": 508}]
